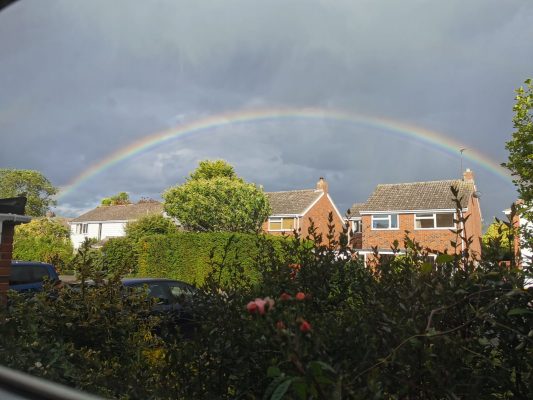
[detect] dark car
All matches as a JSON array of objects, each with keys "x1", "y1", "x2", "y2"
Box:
[
  {"x1": 122, "y1": 278, "x2": 197, "y2": 337},
  {"x1": 9, "y1": 261, "x2": 61, "y2": 292}
]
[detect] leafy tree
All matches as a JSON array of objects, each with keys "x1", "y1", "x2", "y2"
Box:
[
  {"x1": 101, "y1": 192, "x2": 131, "y2": 206},
  {"x1": 504, "y1": 78, "x2": 533, "y2": 203},
  {"x1": 13, "y1": 217, "x2": 73, "y2": 272},
  {"x1": 482, "y1": 219, "x2": 513, "y2": 261},
  {"x1": 163, "y1": 160, "x2": 271, "y2": 233},
  {"x1": 125, "y1": 214, "x2": 178, "y2": 242},
  {"x1": 0, "y1": 169, "x2": 57, "y2": 216},
  {"x1": 188, "y1": 159, "x2": 236, "y2": 180}
]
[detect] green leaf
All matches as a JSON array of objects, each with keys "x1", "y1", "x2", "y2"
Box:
[
  {"x1": 420, "y1": 262, "x2": 433, "y2": 274},
  {"x1": 507, "y1": 308, "x2": 533, "y2": 316},
  {"x1": 271, "y1": 378, "x2": 293, "y2": 400},
  {"x1": 263, "y1": 376, "x2": 287, "y2": 400},
  {"x1": 436, "y1": 254, "x2": 454, "y2": 264},
  {"x1": 267, "y1": 366, "x2": 282, "y2": 378}
]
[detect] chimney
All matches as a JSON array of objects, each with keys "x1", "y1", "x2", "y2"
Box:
[
  {"x1": 316, "y1": 177, "x2": 328, "y2": 193},
  {"x1": 463, "y1": 169, "x2": 474, "y2": 182}
]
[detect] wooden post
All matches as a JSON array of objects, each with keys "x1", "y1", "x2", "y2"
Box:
[{"x1": 0, "y1": 222, "x2": 15, "y2": 304}]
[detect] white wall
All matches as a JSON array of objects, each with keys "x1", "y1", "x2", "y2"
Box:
[{"x1": 70, "y1": 221, "x2": 127, "y2": 249}]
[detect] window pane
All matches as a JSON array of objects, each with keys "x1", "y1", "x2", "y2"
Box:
[
  {"x1": 416, "y1": 218, "x2": 434, "y2": 228},
  {"x1": 373, "y1": 219, "x2": 389, "y2": 229},
  {"x1": 390, "y1": 214, "x2": 398, "y2": 228},
  {"x1": 269, "y1": 221, "x2": 281, "y2": 230},
  {"x1": 416, "y1": 213, "x2": 433, "y2": 218},
  {"x1": 10, "y1": 266, "x2": 48, "y2": 285},
  {"x1": 436, "y1": 213, "x2": 454, "y2": 228},
  {"x1": 282, "y1": 218, "x2": 294, "y2": 230}
]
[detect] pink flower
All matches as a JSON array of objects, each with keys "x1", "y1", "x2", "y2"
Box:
[
  {"x1": 247, "y1": 301, "x2": 258, "y2": 314},
  {"x1": 247, "y1": 297, "x2": 275, "y2": 315},
  {"x1": 265, "y1": 297, "x2": 275, "y2": 310},
  {"x1": 280, "y1": 292, "x2": 291, "y2": 301},
  {"x1": 254, "y1": 298, "x2": 267, "y2": 315},
  {"x1": 299, "y1": 320, "x2": 312, "y2": 333},
  {"x1": 295, "y1": 292, "x2": 306, "y2": 301}
]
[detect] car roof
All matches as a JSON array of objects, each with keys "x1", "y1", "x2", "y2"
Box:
[
  {"x1": 121, "y1": 278, "x2": 190, "y2": 285},
  {"x1": 11, "y1": 261, "x2": 54, "y2": 267}
]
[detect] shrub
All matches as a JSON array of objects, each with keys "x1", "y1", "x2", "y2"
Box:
[
  {"x1": 101, "y1": 237, "x2": 138, "y2": 276},
  {"x1": 137, "y1": 231, "x2": 289, "y2": 286}
]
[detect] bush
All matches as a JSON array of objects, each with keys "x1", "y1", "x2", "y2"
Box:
[
  {"x1": 101, "y1": 237, "x2": 138, "y2": 276},
  {"x1": 1, "y1": 219, "x2": 531, "y2": 399},
  {"x1": 137, "y1": 231, "x2": 289, "y2": 285},
  {"x1": 13, "y1": 218, "x2": 73, "y2": 272}
]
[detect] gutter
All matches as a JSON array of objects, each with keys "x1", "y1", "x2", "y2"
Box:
[{"x1": 0, "y1": 213, "x2": 31, "y2": 244}]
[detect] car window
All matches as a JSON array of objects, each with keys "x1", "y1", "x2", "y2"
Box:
[
  {"x1": 168, "y1": 282, "x2": 194, "y2": 300},
  {"x1": 10, "y1": 265, "x2": 49, "y2": 285}
]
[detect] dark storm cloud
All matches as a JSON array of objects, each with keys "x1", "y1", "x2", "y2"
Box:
[{"x1": 1, "y1": 0, "x2": 531, "y2": 221}]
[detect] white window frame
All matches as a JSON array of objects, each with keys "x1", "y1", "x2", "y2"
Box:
[
  {"x1": 414, "y1": 212, "x2": 456, "y2": 230},
  {"x1": 268, "y1": 217, "x2": 296, "y2": 232},
  {"x1": 371, "y1": 214, "x2": 399, "y2": 230},
  {"x1": 76, "y1": 223, "x2": 88, "y2": 234},
  {"x1": 351, "y1": 219, "x2": 362, "y2": 233}
]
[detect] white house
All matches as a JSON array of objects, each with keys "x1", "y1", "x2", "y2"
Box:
[{"x1": 69, "y1": 202, "x2": 164, "y2": 249}]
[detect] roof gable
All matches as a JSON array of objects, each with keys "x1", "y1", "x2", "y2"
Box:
[
  {"x1": 266, "y1": 190, "x2": 323, "y2": 215},
  {"x1": 362, "y1": 180, "x2": 475, "y2": 212},
  {"x1": 71, "y1": 202, "x2": 163, "y2": 223}
]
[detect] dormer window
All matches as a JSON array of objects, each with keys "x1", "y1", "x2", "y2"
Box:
[{"x1": 371, "y1": 214, "x2": 398, "y2": 230}]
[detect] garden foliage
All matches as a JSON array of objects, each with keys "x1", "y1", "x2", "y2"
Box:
[{"x1": 1, "y1": 211, "x2": 531, "y2": 399}]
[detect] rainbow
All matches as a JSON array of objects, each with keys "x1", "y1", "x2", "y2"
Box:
[{"x1": 57, "y1": 107, "x2": 512, "y2": 199}]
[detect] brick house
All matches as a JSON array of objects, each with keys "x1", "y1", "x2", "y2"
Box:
[
  {"x1": 503, "y1": 201, "x2": 532, "y2": 268},
  {"x1": 347, "y1": 170, "x2": 483, "y2": 262},
  {"x1": 70, "y1": 202, "x2": 165, "y2": 249},
  {"x1": 262, "y1": 178, "x2": 345, "y2": 240},
  {"x1": 0, "y1": 197, "x2": 31, "y2": 300}
]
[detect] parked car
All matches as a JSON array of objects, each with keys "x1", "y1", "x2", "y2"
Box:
[
  {"x1": 9, "y1": 261, "x2": 61, "y2": 292},
  {"x1": 121, "y1": 278, "x2": 197, "y2": 337}
]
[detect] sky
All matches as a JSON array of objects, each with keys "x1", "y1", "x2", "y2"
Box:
[{"x1": 1, "y1": 0, "x2": 532, "y2": 225}]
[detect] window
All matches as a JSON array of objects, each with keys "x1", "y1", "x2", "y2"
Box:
[
  {"x1": 10, "y1": 265, "x2": 49, "y2": 285},
  {"x1": 268, "y1": 217, "x2": 296, "y2": 231},
  {"x1": 415, "y1": 213, "x2": 455, "y2": 229},
  {"x1": 371, "y1": 214, "x2": 398, "y2": 230},
  {"x1": 77, "y1": 223, "x2": 88, "y2": 234},
  {"x1": 351, "y1": 219, "x2": 362, "y2": 233}
]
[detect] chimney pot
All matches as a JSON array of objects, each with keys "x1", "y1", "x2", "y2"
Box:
[
  {"x1": 463, "y1": 169, "x2": 474, "y2": 182},
  {"x1": 316, "y1": 177, "x2": 328, "y2": 193}
]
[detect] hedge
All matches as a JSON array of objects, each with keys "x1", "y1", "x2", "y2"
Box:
[{"x1": 137, "y1": 232, "x2": 290, "y2": 285}]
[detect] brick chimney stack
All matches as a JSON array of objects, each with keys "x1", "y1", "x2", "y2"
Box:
[
  {"x1": 463, "y1": 168, "x2": 474, "y2": 182},
  {"x1": 316, "y1": 177, "x2": 328, "y2": 193}
]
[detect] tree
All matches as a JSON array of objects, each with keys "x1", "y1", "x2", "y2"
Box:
[
  {"x1": 125, "y1": 214, "x2": 179, "y2": 242},
  {"x1": 0, "y1": 169, "x2": 57, "y2": 216},
  {"x1": 188, "y1": 159, "x2": 237, "y2": 181},
  {"x1": 482, "y1": 219, "x2": 513, "y2": 261},
  {"x1": 101, "y1": 192, "x2": 131, "y2": 206},
  {"x1": 13, "y1": 217, "x2": 73, "y2": 272},
  {"x1": 504, "y1": 79, "x2": 533, "y2": 203},
  {"x1": 163, "y1": 160, "x2": 271, "y2": 233}
]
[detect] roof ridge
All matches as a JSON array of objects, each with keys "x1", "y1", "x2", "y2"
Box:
[
  {"x1": 266, "y1": 189, "x2": 318, "y2": 194},
  {"x1": 377, "y1": 179, "x2": 465, "y2": 186}
]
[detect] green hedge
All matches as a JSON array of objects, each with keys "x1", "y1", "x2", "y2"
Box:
[
  {"x1": 137, "y1": 232, "x2": 288, "y2": 285},
  {"x1": 101, "y1": 237, "x2": 138, "y2": 276}
]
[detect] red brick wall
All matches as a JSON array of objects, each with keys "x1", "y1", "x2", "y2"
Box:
[
  {"x1": 464, "y1": 194, "x2": 483, "y2": 257},
  {"x1": 0, "y1": 222, "x2": 15, "y2": 302},
  {"x1": 361, "y1": 206, "x2": 483, "y2": 256}
]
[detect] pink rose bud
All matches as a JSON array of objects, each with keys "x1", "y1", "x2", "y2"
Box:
[
  {"x1": 280, "y1": 292, "x2": 291, "y2": 301},
  {"x1": 299, "y1": 320, "x2": 312, "y2": 333},
  {"x1": 247, "y1": 301, "x2": 258, "y2": 313},
  {"x1": 295, "y1": 292, "x2": 306, "y2": 301}
]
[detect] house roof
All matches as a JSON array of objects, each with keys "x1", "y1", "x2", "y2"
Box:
[
  {"x1": 361, "y1": 180, "x2": 475, "y2": 212},
  {"x1": 71, "y1": 202, "x2": 163, "y2": 223},
  {"x1": 266, "y1": 190, "x2": 323, "y2": 215},
  {"x1": 346, "y1": 203, "x2": 366, "y2": 218}
]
